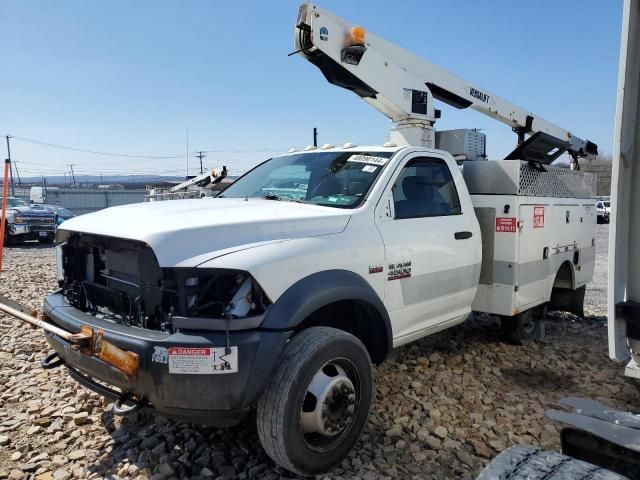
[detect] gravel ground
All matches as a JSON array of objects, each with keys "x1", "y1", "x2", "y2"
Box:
[{"x1": 0, "y1": 225, "x2": 637, "y2": 480}]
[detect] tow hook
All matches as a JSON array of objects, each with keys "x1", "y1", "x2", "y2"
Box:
[
  {"x1": 0, "y1": 293, "x2": 139, "y2": 378},
  {"x1": 113, "y1": 391, "x2": 147, "y2": 416},
  {"x1": 41, "y1": 351, "x2": 64, "y2": 369}
]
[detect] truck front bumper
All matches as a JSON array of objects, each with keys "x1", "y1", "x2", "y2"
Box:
[
  {"x1": 9, "y1": 224, "x2": 56, "y2": 241},
  {"x1": 43, "y1": 292, "x2": 292, "y2": 426}
]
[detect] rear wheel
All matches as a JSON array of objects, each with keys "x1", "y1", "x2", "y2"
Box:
[
  {"x1": 256, "y1": 327, "x2": 373, "y2": 476},
  {"x1": 476, "y1": 445, "x2": 627, "y2": 480},
  {"x1": 501, "y1": 305, "x2": 546, "y2": 345}
]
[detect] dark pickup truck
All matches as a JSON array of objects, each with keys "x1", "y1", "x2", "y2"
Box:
[{"x1": 2, "y1": 197, "x2": 57, "y2": 244}]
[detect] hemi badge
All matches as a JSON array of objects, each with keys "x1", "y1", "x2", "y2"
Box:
[{"x1": 368, "y1": 265, "x2": 383, "y2": 274}]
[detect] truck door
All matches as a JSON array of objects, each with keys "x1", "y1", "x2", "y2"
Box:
[{"x1": 375, "y1": 154, "x2": 480, "y2": 345}]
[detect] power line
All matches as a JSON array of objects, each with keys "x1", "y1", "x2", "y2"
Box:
[
  {"x1": 6, "y1": 134, "x2": 288, "y2": 158},
  {"x1": 10, "y1": 135, "x2": 184, "y2": 159}
]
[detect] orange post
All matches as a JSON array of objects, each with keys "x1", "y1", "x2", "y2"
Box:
[{"x1": 0, "y1": 159, "x2": 11, "y2": 272}]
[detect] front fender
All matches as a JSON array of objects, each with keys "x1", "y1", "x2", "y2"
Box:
[{"x1": 261, "y1": 269, "x2": 392, "y2": 361}]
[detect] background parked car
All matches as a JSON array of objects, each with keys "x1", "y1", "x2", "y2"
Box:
[
  {"x1": 1, "y1": 197, "x2": 57, "y2": 245},
  {"x1": 596, "y1": 200, "x2": 610, "y2": 223}
]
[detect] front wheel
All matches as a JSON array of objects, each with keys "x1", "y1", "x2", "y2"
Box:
[
  {"x1": 257, "y1": 327, "x2": 373, "y2": 476},
  {"x1": 2, "y1": 231, "x2": 12, "y2": 247}
]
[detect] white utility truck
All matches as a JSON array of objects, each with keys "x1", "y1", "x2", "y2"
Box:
[{"x1": 0, "y1": 3, "x2": 598, "y2": 476}]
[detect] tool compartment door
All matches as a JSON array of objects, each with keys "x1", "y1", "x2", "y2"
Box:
[
  {"x1": 375, "y1": 153, "x2": 480, "y2": 344},
  {"x1": 517, "y1": 202, "x2": 553, "y2": 309}
]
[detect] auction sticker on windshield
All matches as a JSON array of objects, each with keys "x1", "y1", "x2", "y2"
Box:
[
  {"x1": 168, "y1": 346, "x2": 238, "y2": 374},
  {"x1": 347, "y1": 154, "x2": 389, "y2": 166}
]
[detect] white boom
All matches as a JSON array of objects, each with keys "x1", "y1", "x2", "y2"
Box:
[{"x1": 294, "y1": 3, "x2": 597, "y2": 160}]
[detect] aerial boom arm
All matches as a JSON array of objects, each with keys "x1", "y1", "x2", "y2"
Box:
[{"x1": 295, "y1": 3, "x2": 597, "y2": 158}]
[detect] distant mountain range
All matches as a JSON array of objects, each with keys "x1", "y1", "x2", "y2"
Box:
[{"x1": 16, "y1": 174, "x2": 186, "y2": 185}]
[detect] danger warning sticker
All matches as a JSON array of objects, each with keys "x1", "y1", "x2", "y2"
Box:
[
  {"x1": 533, "y1": 206, "x2": 545, "y2": 228},
  {"x1": 495, "y1": 217, "x2": 517, "y2": 233},
  {"x1": 168, "y1": 346, "x2": 238, "y2": 374}
]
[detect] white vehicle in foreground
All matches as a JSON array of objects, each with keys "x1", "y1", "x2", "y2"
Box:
[
  {"x1": 7, "y1": 3, "x2": 598, "y2": 476},
  {"x1": 46, "y1": 143, "x2": 596, "y2": 475}
]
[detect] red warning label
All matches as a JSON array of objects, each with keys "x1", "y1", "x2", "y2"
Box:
[
  {"x1": 533, "y1": 206, "x2": 545, "y2": 228},
  {"x1": 495, "y1": 217, "x2": 517, "y2": 233}
]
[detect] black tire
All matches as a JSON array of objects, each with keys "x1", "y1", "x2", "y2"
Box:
[
  {"x1": 501, "y1": 305, "x2": 546, "y2": 345},
  {"x1": 476, "y1": 445, "x2": 628, "y2": 480},
  {"x1": 256, "y1": 326, "x2": 373, "y2": 477}
]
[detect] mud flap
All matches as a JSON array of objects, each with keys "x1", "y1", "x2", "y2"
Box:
[{"x1": 550, "y1": 285, "x2": 585, "y2": 317}]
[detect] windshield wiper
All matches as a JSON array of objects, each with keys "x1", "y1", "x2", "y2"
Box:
[{"x1": 263, "y1": 193, "x2": 282, "y2": 200}]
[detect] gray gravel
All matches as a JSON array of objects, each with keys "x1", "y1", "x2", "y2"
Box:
[{"x1": 0, "y1": 225, "x2": 636, "y2": 480}]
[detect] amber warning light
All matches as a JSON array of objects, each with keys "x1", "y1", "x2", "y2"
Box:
[{"x1": 350, "y1": 26, "x2": 366, "y2": 46}]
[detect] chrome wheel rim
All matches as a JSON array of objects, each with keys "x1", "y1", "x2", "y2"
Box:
[{"x1": 300, "y1": 360, "x2": 359, "y2": 452}]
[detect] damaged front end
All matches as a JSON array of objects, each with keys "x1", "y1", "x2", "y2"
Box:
[
  {"x1": 57, "y1": 232, "x2": 271, "y2": 332},
  {"x1": 39, "y1": 232, "x2": 290, "y2": 426}
]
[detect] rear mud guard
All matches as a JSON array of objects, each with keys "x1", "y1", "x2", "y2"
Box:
[{"x1": 550, "y1": 285, "x2": 585, "y2": 317}]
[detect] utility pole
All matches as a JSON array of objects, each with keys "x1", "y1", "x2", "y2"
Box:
[
  {"x1": 185, "y1": 126, "x2": 190, "y2": 180},
  {"x1": 13, "y1": 161, "x2": 21, "y2": 186},
  {"x1": 195, "y1": 151, "x2": 207, "y2": 174},
  {"x1": 313, "y1": 127, "x2": 318, "y2": 147},
  {"x1": 5, "y1": 136, "x2": 14, "y2": 196},
  {"x1": 68, "y1": 164, "x2": 76, "y2": 187}
]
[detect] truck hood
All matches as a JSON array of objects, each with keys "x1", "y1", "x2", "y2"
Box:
[
  {"x1": 10, "y1": 206, "x2": 56, "y2": 219},
  {"x1": 59, "y1": 198, "x2": 351, "y2": 267}
]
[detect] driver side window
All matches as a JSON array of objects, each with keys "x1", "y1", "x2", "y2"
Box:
[{"x1": 392, "y1": 157, "x2": 461, "y2": 219}]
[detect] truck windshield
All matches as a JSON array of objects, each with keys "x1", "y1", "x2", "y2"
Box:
[{"x1": 219, "y1": 151, "x2": 394, "y2": 208}]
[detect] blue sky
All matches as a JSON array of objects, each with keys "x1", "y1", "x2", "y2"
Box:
[{"x1": 0, "y1": 1, "x2": 622, "y2": 179}]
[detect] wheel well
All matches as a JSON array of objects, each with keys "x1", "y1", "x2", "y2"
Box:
[
  {"x1": 549, "y1": 261, "x2": 584, "y2": 317},
  {"x1": 298, "y1": 300, "x2": 389, "y2": 364},
  {"x1": 553, "y1": 261, "x2": 574, "y2": 290}
]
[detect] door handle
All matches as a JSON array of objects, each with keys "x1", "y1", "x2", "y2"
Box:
[{"x1": 454, "y1": 231, "x2": 472, "y2": 240}]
